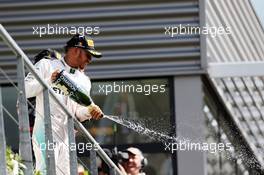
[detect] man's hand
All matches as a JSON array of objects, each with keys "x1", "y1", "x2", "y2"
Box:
[
  {"x1": 51, "y1": 69, "x2": 60, "y2": 82},
  {"x1": 88, "y1": 103, "x2": 104, "y2": 120}
]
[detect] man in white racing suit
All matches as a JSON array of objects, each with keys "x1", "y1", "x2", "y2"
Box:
[{"x1": 25, "y1": 34, "x2": 103, "y2": 175}]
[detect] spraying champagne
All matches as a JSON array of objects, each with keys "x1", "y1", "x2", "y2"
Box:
[
  {"x1": 52, "y1": 71, "x2": 179, "y2": 147},
  {"x1": 53, "y1": 70, "x2": 103, "y2": 118}
]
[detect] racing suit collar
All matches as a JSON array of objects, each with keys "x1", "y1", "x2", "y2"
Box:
[{"x1": 61, "y1": 57, "x2": 77, "y2": 74}]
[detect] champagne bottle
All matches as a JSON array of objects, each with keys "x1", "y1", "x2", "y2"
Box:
[{"x1": 53, "y1": 70, "x2": 93, "y2": 106}]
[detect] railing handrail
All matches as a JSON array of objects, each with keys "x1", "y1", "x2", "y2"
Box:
[{"x1": 0, "y1": 24, "x2": 123, "y2": 175}]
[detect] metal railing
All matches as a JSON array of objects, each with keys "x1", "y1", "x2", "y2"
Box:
[
  {"x1": 0, "y1": 24, "x2": 123, "y2": 175},
  {"x1": 0, "y1": 88, "x2": 7, "y2": 175}
]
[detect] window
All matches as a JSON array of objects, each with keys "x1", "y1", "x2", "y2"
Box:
[
  {"x1": 1, "y1": 86, "x2": 19, "y2": 151},
  {"x1": 83, "y1": 78, "x2": 171, "y2": 145},
  {"x1": 77, "y1": 78, "x2": 173, "y2": 174}
]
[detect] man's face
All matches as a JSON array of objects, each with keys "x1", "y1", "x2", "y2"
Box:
[
  {"x1": 66, "y1": 47, "x2": 92, "y2": 70},
  {"x1": 77, "y1": 49, "x2": 92, "y2": 70},
  {"x1": 122, "y1": 153, "x2": 142, "y2": 175}
]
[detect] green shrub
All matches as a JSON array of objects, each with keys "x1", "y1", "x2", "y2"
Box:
[{"x1": 6, "y1": 147, "x2": 41, "y2": 175}]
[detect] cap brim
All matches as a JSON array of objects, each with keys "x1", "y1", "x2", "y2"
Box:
[{"x1": 87, "y1": 49, "x2": 102, "y2": 58}]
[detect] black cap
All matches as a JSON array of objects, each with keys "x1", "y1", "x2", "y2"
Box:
[
  {"x1": 34, "y1": 49, "x2": 62, "y2": 64},
  {"x1": 66, "y1": 34, "x2": 102, "y2": 58}
]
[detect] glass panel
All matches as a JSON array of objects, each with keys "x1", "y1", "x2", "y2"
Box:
[
  {"x1": 82, "y1": 78, "x2": 171, "y2": 145},
  {"x1": 1, "y1": 86, "x2": 19, "y2": 150},
  {"x1": 205, "y1": 111, "x2": 220, "y2": 175},
  {"x1": 204, "y1": 104, "x2": 250, "y2": 175},
  {"x1": 76, "y1": 78, "x2": 173, "y2": 174},
  {"x1": 144, "y1": 153, "x2": 172, "y2": 175}
]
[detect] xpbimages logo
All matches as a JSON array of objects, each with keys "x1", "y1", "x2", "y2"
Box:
[
  {"x1": 96, "y1": 82, "x2": 166, "y2": 95},
  {"x1": 39, "y1": 140, "x2": 99, "y2": 154},
  {"x1": 164, "y1": 141, "x2": 232, "y2": 154},
  {"x1": 32, "y1": 24, "x2": 100, "y2": 37},
  {"x1": 164, "y1": 24, "x2": 232, "y2": 38}
]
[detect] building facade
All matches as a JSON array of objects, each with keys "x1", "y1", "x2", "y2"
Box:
[{"x1": 0, "y1": 0, "x2": 263, "y2": 174}]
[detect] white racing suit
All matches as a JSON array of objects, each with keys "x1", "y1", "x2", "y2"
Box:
[{"x1": 25, "y1": 58, "x2": 92, "y2": 175}]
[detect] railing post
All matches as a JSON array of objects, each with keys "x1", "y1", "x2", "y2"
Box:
[
  {"x1": 109, "y1": 148, "x2": 117, "y2": 175},
  {"x1": 68, "y1": 117, "x2": 78, "y2": 175},
  {"x1": 110, "y1": 168, "x2": 117, "y2": 175},
  {"x1": 89, "y1": 147, "x2": 98, "y2": 175},
  {"x1": 74, "y1": 122, "x2": 123, "y2": 175},
  {"x1": 17, "y1": 55, "x2": 33, "y2": 175},
  {"x1": 0, "y1": 87, "x2": 7, "y2": 175},
  {"x1": 43, "y1": 89, "x2": 56, "y2": 175}
]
